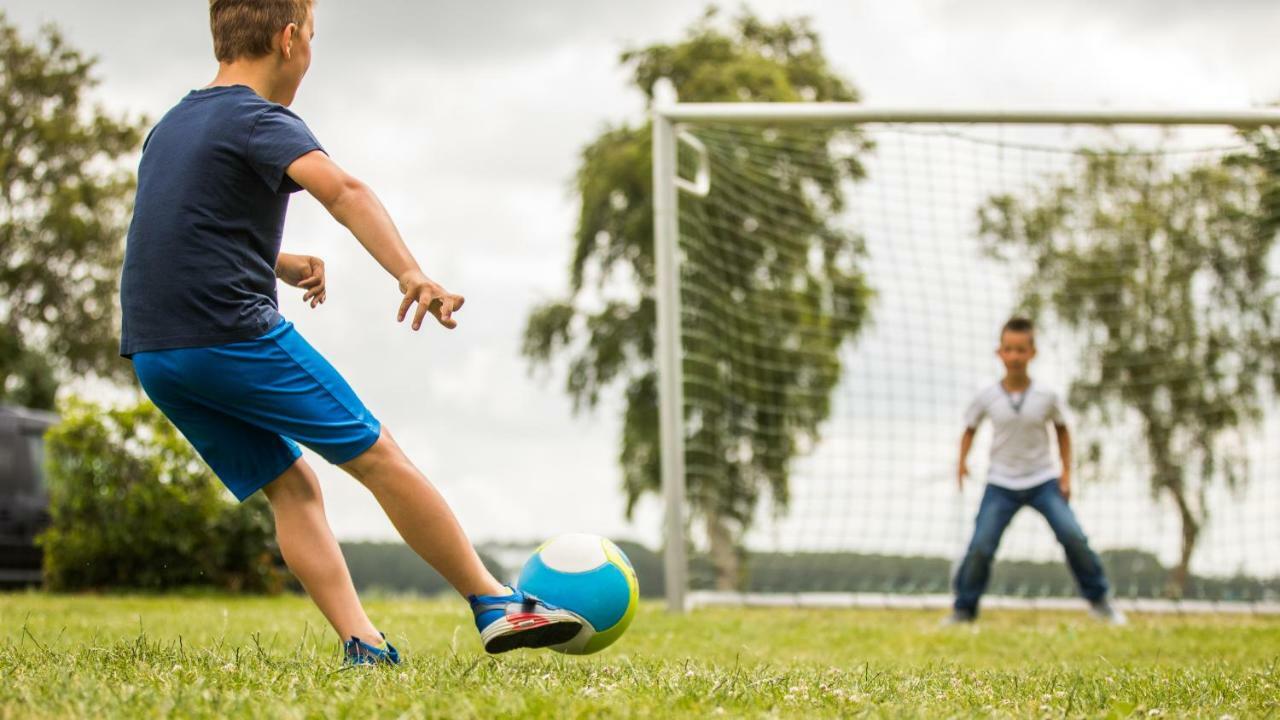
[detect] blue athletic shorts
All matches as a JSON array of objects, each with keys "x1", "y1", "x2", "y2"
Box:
[{"x1": 132, "y1": 319, "x2": 381, "y2": 501}]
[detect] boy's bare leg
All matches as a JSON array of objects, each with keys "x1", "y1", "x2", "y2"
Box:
[
  {"x1": 341, "y1": 428, "x2": 506, "y2": 598},
  {"x1": 263, "y1": 458, "x2": 383, "y2": 645}
]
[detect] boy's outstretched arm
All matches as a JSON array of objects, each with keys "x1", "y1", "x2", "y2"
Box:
[
  {"x1": 286, "y1": 150, "x2": 464, "y2": 330},
  {"x1": 1055, "y1": 423, "x2": 1072, "y2": 501},
  {"x1": 957, "y1": 427, "x2": 976, "y2": 491}
]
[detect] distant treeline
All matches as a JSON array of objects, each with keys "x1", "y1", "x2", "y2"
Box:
[
  {"x1": 339, "y1": 542, "x2": 1279, "y2": 602},
  {"x1": 696, "y1": 549, "x2": 1280, "y2": 602},
  {"x1": 340, "y1": 542, "x2": 505, "y2": 596}
]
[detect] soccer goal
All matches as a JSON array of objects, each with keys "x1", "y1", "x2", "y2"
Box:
[{"x1": 652, "y1": 99, "x2": 1280, "y2": 614}]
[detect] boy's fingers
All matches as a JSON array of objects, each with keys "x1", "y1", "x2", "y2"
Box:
[
  {"x1": 397, "y1": 286, "x2": 462, "y2": 330},
  {"x1": 430, "y1": 296, "x2": 460, "y2": 329},
  {"x1": 412, "y1": 298, "x2": 431, "y2": 330},
  {"x1": 435, "y1": 304, "x2": 457, "y2": 328},
  {"x1": 298, "y1": 276, "x2": 321, "y2": 288}
]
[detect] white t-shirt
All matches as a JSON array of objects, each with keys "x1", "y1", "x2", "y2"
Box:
[{"x1": 963, "y1": 381, "x2": 1067, "y2": 490}]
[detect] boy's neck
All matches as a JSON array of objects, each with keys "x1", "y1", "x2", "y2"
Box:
[
  {"x1": 1001, "y1": 374, "x2": 1031, "y2": 392},
  {"x1": 208, "y1": 62, "x2": 290, "y2": 105}
]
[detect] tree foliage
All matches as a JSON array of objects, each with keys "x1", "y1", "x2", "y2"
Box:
[
  {"x1": 522, "y1": 8, "x2": 873, "y2": 588},
  {"x1": 38, "y1": 397, "x2": 284, "y2": 592},
  {"x1": 979, "y1": 140, "x2": 1280, "y2": 595},
  {"x1": 0, "y1": 12, "x2": 144, "y2": 410}
]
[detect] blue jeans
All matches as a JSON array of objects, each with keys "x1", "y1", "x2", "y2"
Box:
[{"x1": 953, "y1": 479, "x2": 1110, "y2": 614}]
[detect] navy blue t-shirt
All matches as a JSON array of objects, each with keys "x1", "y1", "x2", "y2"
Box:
[{"x1": 120, "y1": 85, "x2": 324, "y2": 356}]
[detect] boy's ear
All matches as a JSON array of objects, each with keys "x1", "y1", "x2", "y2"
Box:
[{"x1": 280, "y1": 22, "x2": 298, "y2": 60}]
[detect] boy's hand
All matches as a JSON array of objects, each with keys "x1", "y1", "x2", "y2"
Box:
[
  {"x1": 276, "y1": 253, "x2": 326, "y2": 308},
  {"x1": 398, "y1": 269, "x2": 465, "y2": 330},
  {"x1": 957, "y1": 463, "x2": 968, "y2": 491},
  {"x1": 1059, "y1": 473, "x2": 1072, "y2": 502}
]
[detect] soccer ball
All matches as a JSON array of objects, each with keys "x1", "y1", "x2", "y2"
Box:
[{"x1": 516, "y1": 533, "x2": 639, "y2": 655}]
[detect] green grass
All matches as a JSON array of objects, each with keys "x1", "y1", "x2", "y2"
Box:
[{"x1": 1, "y1": 593, "x2": 1277, "y2": 718}]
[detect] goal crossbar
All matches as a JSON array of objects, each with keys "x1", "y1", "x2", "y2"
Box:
[{"x1": 658, "y1": 103, "x2": 1280, "y2": 127}]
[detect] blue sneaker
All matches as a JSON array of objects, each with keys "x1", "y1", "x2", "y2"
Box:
[
  {"x1": 343, "y1": 632, "x2": 401, "y2": 666},
  {"x1": 468, "y1": 587, "x2": 584, "y2": 654}
]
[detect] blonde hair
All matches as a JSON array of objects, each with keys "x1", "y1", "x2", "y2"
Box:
[{"x1": 209, "y1": 0, "x2": 313, "y2": 63}]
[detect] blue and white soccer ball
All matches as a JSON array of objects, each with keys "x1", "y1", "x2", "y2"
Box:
[{"x1": 517, "y1": 533, "x2": 639, "y2": 655}]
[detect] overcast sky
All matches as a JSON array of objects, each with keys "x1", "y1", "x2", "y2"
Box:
[{"x1": 6, "y1": 0, "x2": 1280, "y2": 560}]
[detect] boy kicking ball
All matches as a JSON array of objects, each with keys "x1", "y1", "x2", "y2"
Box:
[
  {"x1": 120, "y1": 0, "x2": 582, "y2": 664},
  {"x1": 949, "y1": 317, "x2": 1125, "y2": 625}
]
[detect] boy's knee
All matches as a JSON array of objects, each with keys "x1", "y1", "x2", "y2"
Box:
[
  {"x1": 1058, "y1": 530, "x2": 1089, "y2": 551},
  {"x1": 340, "y1": 428, "x2": 403, "y2": 483},
  {"x1": 263, "y1": 459, "x2": 321, "y2": 504},
  {"x1": 966, "y1": 541, "x2": 997, "y2": 565}
]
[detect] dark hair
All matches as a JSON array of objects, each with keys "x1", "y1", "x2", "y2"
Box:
[
  {"x1": 1000, "y1": 316, "x2": 1035, "y2": 343},
  {"x1": 209, "y1": 0, "x2": 313, "y2": 63}
]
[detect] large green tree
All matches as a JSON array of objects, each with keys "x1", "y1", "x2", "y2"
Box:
[
  {"x1": 979, "y1": 141, "x2": 1280, "y2": 596},
  {"x1": 0, "y1": 12, "x2": 144, "y2": 410},
  {"x1": 523, "y1": 9, "x2": 873, "y2": 589}
]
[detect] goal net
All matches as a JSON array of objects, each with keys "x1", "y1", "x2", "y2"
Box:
[{"x1": 654, "y1": 106, "x2": 1280, "y2": 611}]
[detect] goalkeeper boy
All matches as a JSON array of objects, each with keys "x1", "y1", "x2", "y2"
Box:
[{"x1": 950, "y1": 317, "x2": 1124, "y2": 624}]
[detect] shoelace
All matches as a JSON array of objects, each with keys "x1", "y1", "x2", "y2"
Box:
[{"x1": 469, "y1": 589, "x2": 563, "y2": 614}]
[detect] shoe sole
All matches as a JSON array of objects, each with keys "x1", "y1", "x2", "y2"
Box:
[{"x1": 480, "y1": 611, "x2": 584, "y2": 654}]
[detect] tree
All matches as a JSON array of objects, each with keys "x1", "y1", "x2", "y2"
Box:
[
  {"x1": 523, "y1": 8, "x2": 873, "y2": 589},
  {"x1": 39, "y1": 397, "x2": 285, "y2": 592},
  {"x1": 0, "y1": 12, "x2": 144, "y2": 410},
  {"x1": 978, "y1": 144, "x2": 1280, "y2": 596}
]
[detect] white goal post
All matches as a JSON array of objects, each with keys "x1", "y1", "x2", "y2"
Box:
[{"x1": 652, "y1": 100, "x2": 1280, "y2": 614}]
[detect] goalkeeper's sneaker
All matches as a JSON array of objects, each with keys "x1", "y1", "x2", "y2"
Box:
[
  {"x1": 468, "y1": 587, "x2": 584, "y2": 654},
  {"x1": 343, "y1": 633, "x2": 401, "y2": 666},
  {"x1": 1089, "y1": 599, "x2": 1128, "y2": 626}
]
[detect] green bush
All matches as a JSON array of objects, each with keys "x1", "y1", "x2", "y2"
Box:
[{"x1": 38, "y1": 397, "x2": 284, "y2": 593}]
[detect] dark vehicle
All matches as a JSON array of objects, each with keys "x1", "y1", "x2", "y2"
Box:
[{"x1": 0, "y1": 405, "x2": 57, "y2": 587}]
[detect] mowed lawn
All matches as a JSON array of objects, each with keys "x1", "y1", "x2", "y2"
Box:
[{"x1": 1, "y1": 593, "x2": 1277, "y2": 719}]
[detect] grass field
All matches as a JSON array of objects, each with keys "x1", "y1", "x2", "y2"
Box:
[{"x1": 1, "y1": 593, "x2": 1277, "y2": 718}]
